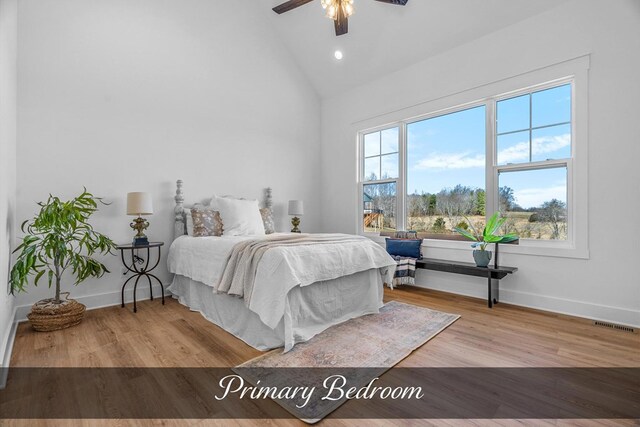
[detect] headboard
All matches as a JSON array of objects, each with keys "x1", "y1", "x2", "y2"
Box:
[{"x1": 173, "y1": 179, "x2": 273, "y2": 240}]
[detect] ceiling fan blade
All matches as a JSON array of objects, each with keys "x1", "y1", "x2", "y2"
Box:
[
  {"x1": 272, "y1": 0, "x2": 315, "y2": 14},
  {"x1": 334, "y1": 6, "x2": 348, "y2": 36},
  {"x1": 373, "y1": 0, "x2": 409, "y2": 5}
]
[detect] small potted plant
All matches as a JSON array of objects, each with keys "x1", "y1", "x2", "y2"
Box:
[
  {"x1": 10, "y1": 189, "x2": 116, "y2": 331},
  {"x1": 454, "y1": 212, "x2": 518, "y2": 267}
]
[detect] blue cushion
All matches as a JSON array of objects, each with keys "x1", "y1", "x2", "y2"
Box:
[{"x1": 385, "y1": 238, "x2": 422, "y2": 259}]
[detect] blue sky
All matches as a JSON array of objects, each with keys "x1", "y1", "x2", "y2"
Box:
[{"x1": 403, "y1": 84, "x2": 571, "y2": 209}]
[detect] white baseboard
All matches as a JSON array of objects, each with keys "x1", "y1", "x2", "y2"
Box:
[
  {"x1": 14, "y1": 285, "x2": 166, "y2": 322},
  {"x1": 499, "y1": 288, "x2": 640, "y2": 328},
  {"x1": 1, "y1": 306, "x2": 18, "y2": 389},
  {"x1": 411, "y1": 281, "x2": 640, "y2": 328}
]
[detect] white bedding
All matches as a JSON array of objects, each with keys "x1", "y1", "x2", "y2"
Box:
[
  {"x1": 168, "y1": 234, "x2": 255, "y2": 286},
  {"x1": 169, "y1": 271, "x2": 384, "y2": 351},
  {"x1": 167, "y1": 233, "x2": 396, "y2": 339}
]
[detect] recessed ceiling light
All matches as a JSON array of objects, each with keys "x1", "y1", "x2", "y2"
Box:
[{"x1": 334, "y1": 50, "x2": 343, "y2": 60}]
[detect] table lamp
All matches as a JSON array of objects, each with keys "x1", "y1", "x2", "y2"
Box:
[
  {"x1": 288, "y1": 200, "x2": 304, "y2": 233},
  {"x1": 127, "y1": 192, "x2": 153, "y2": 246}
]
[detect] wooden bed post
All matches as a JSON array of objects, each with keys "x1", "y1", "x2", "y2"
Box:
[{"x1": 174, "y1": 179, "x2": 185, "y2": 240}]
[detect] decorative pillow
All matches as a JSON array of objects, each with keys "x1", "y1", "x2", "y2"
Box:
[
  {"x1": 191, "y1": 206, "x2": 224, "y2": 237},
  {"x1": 183, "y1": 204, "x2": 206, "y2": 236},
  {"x1": 260, "y1": 208, "x2": 275, "y2": 234},
  {"x1": 395, "y1": 231, "x2": 418, "y2": 239},
  {"x1": 386, "y1": 238, "x2": 423, "y2": 259},
  {"x1": 210, "y1": 195, "x2": 265, "y2": 236}
]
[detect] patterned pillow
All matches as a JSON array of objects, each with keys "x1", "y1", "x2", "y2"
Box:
[
  {"x1": 260, "y1": 208, "x2": 275, "y2": 234},
  {"x1": 191, "y1": 206, "x2": 224, "y2": 237},
  {"x1": 395, "y1": 231, "x2": 418, "y2": 239},
  {"x1": 183, "y1": 203, "x2": 205, "y2": 236}
]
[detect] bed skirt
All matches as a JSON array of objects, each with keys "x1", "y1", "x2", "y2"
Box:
[{"x1": 168, "y1": 269, "x2": 384, "y2": 352}]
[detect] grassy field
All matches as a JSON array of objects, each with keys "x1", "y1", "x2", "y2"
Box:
[{"x1": 365, "y1": 212, "x2": 567, "y2": 241}]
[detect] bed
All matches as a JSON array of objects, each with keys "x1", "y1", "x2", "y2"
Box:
[{"x1": 167, "y1": 180, "x2": 396, "y2": 351}]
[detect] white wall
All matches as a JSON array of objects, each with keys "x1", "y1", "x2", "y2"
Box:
[
  {"x1": 0, "y1": 0, "x2": 18, "y2": 366},
  {"x1": 15, "y1": 0, "x2": 321, "y2": 314},
  {"x1": 319, "y1": 0, "x2": 640, "y2": 326}
]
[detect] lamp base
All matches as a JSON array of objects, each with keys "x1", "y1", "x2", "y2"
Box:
[
  {"x1": 133, "y1": 236, "x2": 149, "y2": 246},
  {"x1": 291, "y1": 216, "x2": 301, "y2": 233},
  {"x1": 130, "y1": 216, "x2": 150, "y2": 246}
]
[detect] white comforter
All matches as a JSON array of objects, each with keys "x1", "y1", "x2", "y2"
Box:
[{"x1": 167, "y1": 233, "x2": 396, "y2": 330}]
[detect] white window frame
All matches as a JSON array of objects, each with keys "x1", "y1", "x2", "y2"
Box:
[
  {"x1": 358, "y1": 123, "x2": 404, "y2": 234},
  {"x1": 491, "y1": 77, "x2": 575, "y2": 247},
  {"x1": 356, "y1": 56, "x2": 589, "y2": 259}
]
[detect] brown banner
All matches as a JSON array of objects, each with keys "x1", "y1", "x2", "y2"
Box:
[{"x1": 0, "y1": 368, "x2": 638, "y2": 419}]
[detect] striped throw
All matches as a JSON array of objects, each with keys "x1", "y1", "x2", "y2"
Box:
[{"x1": 393, "y1": 256, "x2": 416, "y2": 286}]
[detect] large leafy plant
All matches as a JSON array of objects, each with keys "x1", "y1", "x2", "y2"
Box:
[
  {"x1": 10, "y1": 189, "x2": 116, "y2": 304},
  {"x1": 454, "y1": 212, "x2": 518, "y2": 251}
]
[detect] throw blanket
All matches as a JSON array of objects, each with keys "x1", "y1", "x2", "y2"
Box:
[
  {"x1": 217, "y1": 233, "x2": 375, "y2": 304},
  {"x1": 393, "y1": 256, "x2": 416, "y2": 286}
]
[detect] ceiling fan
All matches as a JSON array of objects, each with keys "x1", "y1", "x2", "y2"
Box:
[{"x1": 272, "y1": 0, "x2": 409, "y2": 36}]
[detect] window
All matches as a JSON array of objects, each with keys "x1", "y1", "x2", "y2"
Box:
[
  {"x1": 407, "y1": 105, "x2": 486, "y2": 237},
  {"x1": 495, "y1": 84, "x2": 572, "y2": 241},
  {"x1": 498, "y1": 166, "x2": 568, "y2": 240},
  {"x1": 363, "y1": 182, "x2": 397, "y2": 233},
  {"x1": 363, "y1": 128, "x2": 399, "y2": 181},
  {"x1": 496, "y1": 85, "x2": 571, "y2": 165},
  {"x1": 362, "y1": 127, "x2": 400, "y2": 233},
  {"x1": 359, "y1": 80, "x2": 575, "y2": 245}
]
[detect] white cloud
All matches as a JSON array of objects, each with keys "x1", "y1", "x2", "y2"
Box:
[
  {"x1": 514, "y1": 185, "x2": 566, "y2": 209},
  {"x1": 414, "y1": 152, "x2": 485, "y2": 170},
  {"x1": 498, "y1": 133, "x2": 570, "y2": 164},
  {"x1": 496, "y1": 141, "x2": 529, "y2": 164},
  {"x1": 412, "y1": 133, "x2": 570, "y2": 171}
]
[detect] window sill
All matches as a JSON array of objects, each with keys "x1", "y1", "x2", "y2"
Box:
[{"x1": 365, "y1": 233, "x2": 589, "y2": 260}]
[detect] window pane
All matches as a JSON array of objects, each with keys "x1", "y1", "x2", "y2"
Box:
[
  {"x1": 364, "y1": 132, "x2": 380, "y2": 157},
  {"x1": 407, "y1": 106, "x2": 486, "y2": 234},
  {"x1": 497, "y1": 130, "x2": 530, "y2": 165},
  {"x1": 363, "y1": 182, "x2": 396, "y2": 233},
  {"x1": 532, "y1": 124, "x2": 571, "y2": 162},
  {"x1": 497, "y1": 94, "x2": 529, "y2": 134},
  {"x1": 532, "y1": 84, "x2": 571, "y2": 128},
  {"x1": 364, "y1": 157, "x2": 380, "y2": 181},
  {"x1": 381, "y1": 153, "x2": 398, "y2": 179},
  {"x1": 498, "y1": 166, "x2": 568, "y2": 240},
  {"x1": 381, "y1": 127, "x2": 399, "y2": 154}
]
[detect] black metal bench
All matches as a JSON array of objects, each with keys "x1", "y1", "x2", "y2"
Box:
[{"x1": 415, "y1": 244, "x2": 517, "y2": 308}]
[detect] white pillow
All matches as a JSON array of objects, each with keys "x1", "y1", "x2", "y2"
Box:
[{"x1": 211, "y1": 195, "x2": 265, "y2": 236}]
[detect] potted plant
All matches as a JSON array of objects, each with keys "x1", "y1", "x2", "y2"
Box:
[
  {"x1": 454, "y1": 212, "x2": 518, "y2": 267},
  {"x1": 10, "y1": 189, "x2": 116, "y2": 331}
]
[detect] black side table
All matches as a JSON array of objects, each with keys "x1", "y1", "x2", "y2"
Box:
[{"x1": 116, "y1": 242, "x2": 165, "y2": 313}]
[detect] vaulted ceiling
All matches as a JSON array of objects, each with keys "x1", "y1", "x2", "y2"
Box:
[{"x1": 260, "y1": 0, "x2": 568, "y2": 98}]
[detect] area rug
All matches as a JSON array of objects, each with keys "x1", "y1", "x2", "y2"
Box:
[{"x1": 234, "y1": 300, "x2": 460, "y2": 423}]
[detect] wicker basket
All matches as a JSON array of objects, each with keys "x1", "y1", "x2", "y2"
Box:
[{"x1": 27, "y1": 294, "x2": 86, "y2": 332}]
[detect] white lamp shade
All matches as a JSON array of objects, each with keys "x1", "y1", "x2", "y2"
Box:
[
  {"x1": 288, "y1": 200, "x2": 304, "y2": 216},
  {"x1": 126, "y1": 192, "x2": 153, "y2": 215}
]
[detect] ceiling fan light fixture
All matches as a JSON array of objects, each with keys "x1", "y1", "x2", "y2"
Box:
[
  {"x1": 321, "y1": 0, "x2": 354, "y2": 21},
  {"x1": 342, "y1": 0, "x2": 354, "y2": 17},
  {"x1": 326, "y1": 4, "x2": 337, "y2": 19},
  {"x1": 273, "y1": 0, "x2": 408, "y2": 37}
]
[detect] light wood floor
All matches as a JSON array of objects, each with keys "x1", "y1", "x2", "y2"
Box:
[{"x1": 5, "y1": 286, "x2": 640, "y2": 426}]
